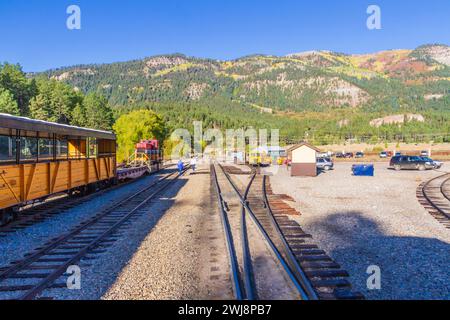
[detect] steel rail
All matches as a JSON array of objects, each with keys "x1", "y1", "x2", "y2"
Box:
[
  {"x1": 0, "y1": 163, "x2": 177, "y2": 229},
  {"x1": 218, "y1": 163, "x2": 311, "y2": 300},
  {"x1": 240, "y1": 172, "x2": 257, "y2": 300},
  {"x1": 210, "y1": 165, "x2": 244, "y2": 300},
  {"x1": 262, "y1": 175, "x2": 318, "y2": 300},
  {"x1": 422, "y1": 173, "x2": 450, "y2": 219},
  {"x1": 20, "y1": 171, "x2": 184, "y2": 300},
  {"x1": 0, "y1": 167, "x2": 186, "y2": 300},
  {"x1": 440, "y1": 176, "x2": 450, "y2": 202},
  {"x1": 0, "y1": 170, "x2": 177, "y2": 281},
  {"x1": 217, "y1": 164, "x2": 256, "y2": 299}
]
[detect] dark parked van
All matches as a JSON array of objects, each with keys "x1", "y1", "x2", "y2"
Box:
[{"x1": 389, "y1": 156, "x2": 434, "y2": 171}]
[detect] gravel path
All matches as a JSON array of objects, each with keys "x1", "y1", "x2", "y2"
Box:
[{"x1": 269, "y1": 162, "x2": 450, "y2": 300}]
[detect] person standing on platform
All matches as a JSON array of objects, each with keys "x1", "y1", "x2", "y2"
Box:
[
  {"x1": 177, "y1": 159, "x2": 184, "y2": 173},
  {"x1": 190, "y1": 156, "x2": 197, "y2": 174}
]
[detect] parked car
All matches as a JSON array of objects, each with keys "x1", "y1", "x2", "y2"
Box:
[
  {"x1": 395, "y1": 152, "x2": 402, "y2": 157},
  {"x1": 420, "y1": 157, "x2": 443, "y2": 169},
  {"x1": 420, "y1": 150, "x2": 429, "y2": 157},
  {"x1": 317, "y1": 158, "x2": 334, "y2": 171},
  {"x1": 386, "y1": 151, "x2": 394, "y2": 157},
  {"x1": 355, "y1": 152, "x2": 364, "y2": 158},
  {"x1": 389, "y1": 156, "x2": 434, "y2": 171},
  {"x1": 379, "y1": 151, "x2": 388, "y2": 158},
  {"x1": 317, "y1": 152, "x2": 332, "y2": 158},
  {"x1": 344, "y1": 152, "x2": 354, "y2": 158},
  {"x1": 335, "y1": 152, "x2": 345, "y2": 158}
]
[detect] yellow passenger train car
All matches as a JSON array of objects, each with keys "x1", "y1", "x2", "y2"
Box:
[{"x1": 0, "y1": 114, "x2": 116, "y2": 224}]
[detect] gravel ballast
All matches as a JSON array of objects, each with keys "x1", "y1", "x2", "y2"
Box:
[
  {"x1": 1, "y1": 164, "x2": 234, "y2": 300},
  {"x1": 103, "y1": 164, "x2": 233, "y2": 300},
  {"x1": 217, "y1": 165, "x2": 300, "y2": 300},
  {"x1": 269, "y1": 162, "x2": 450, "y2": 299}
]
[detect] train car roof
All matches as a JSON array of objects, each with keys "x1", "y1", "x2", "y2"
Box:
[{"x1": 0, "y1": 113, "x2": 116, "y2": 140}]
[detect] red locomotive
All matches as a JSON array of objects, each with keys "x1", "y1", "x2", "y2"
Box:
[
  {"x1": 117, "y1": 139, "x2": 163, "y2": 181},
  {"x1": 135, "y1": 139, "x2": 162, "y2": 164}
]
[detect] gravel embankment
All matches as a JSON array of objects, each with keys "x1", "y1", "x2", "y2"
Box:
[{"x1": 269, "y1": 162, "x2": 450, "y2": 300}]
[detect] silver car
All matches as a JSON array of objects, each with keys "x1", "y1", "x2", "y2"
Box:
[
  {"x1": 317, "y1": 158, "x2": 334, "y2": 171},
  {"x1": 421, "y1": 157, "x2": 443, "y2": 169}
]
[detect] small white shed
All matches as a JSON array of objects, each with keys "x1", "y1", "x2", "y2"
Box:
[{"x1": 288, "y1": 142, "x2": 321, "y2": 177}]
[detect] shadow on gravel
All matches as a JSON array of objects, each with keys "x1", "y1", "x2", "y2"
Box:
[
  {"x1": 307, "y1": 212, "x2": 450, "y2": 300},
  {"x1": 56, "y1": 176, "x2": 189, "y2": 300},
  {"x1": 316, "y1": 169, "x2": 333, "y2": 176}
]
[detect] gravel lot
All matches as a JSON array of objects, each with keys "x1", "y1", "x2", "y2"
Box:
[{"x1": 269, "y1": 162, "x2": 450, "y2": 300}]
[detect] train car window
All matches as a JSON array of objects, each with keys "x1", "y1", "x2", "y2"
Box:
[
  {"x1": 69, "y1": 139, "x2": 86, "y2": 159},
  {"x1": 38, "y1": 138, "x2": 54, "y2": 161},
  {"x1": 56, "y1": 139, "x2": 68, "y2": 159},
  {"x1": 88, "y1": 138, "x2": 98, "y2": 158},
  {"x1": 88, "y1": 138, "x2": 97, "y2": 158},
  {"x1": 20, "y1": 137, "x2": 38, "y2": 161},
  {"x1": 97, "y1": 139, "x2": 116, "y2": 157},
  {"x1": 0, "y1": 135, "x2": 17, "y2": 162}
]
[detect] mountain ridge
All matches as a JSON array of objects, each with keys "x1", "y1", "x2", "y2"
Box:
[{"x1": 32, "y1": 44, "x2": 449, "y2": 142}]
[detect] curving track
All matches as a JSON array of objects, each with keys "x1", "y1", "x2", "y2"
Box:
[
  {"x1": 0, "y1": 167, "x2": 185, "y2": 300},
  {"x1": 212, "y1": 163, "x2": 363, "y2": 300},
  {"x1": 418, "y1": 173, "x2": 450, "y2": 229}
]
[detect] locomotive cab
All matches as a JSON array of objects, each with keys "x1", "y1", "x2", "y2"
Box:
[{"x1": 135, "y1": 139, "x2": 162, "y2": 164}]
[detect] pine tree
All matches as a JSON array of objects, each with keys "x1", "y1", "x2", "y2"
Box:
[
  {"x1": 0, "y1": 63, "x2": 35, "y2": 115},
  {"x1": 0, "y1": 88, "x2": 20, "y2": 115},
  {"x1": 29, "y1": 79, "x2": 83, "y2": 124},
  {"x1": 83, "y1": 93, "x2": 114, "y2": 130},
  {"x1": 29, "y1": 93, "x2": 52, "y2": 120},
  {"x1": 71, "y1": 103, "x2": 87, "y2": 127}
]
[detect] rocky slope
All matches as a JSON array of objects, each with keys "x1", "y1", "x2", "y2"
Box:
[{"x1": 41, "y1": 44, "x2": 450, "y2": 113}]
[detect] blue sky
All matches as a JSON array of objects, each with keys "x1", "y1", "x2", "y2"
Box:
[{"x1": 0, "y1": 0, "x2": 449, "y2": 72}]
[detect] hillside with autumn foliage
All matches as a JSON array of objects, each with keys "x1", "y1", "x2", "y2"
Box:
[{"x1": 20, "y1": 44, "x2": 450, "y2": 144}]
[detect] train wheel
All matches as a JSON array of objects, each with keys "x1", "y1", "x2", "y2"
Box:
[
  {"x1": 1, "y1": 208, "x2": 15, "y2": 226},
  {"x1": 87, "y1": 183, "x2": 97, "y2": 194},
  {"x1": 67, "y1": 189, "x2": 77, "y2": 197},
  {"x1": 1, "y1": 211, "x2": 7, "y2": 226},
  {"x1": 74, "y1": 186, "x2": 88, "y2": 197}
]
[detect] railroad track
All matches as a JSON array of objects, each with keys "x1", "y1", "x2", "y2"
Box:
[
  {"x1": 417, "y1": 173, "x2": 450, "y2": 229},
  {"x1": 0, "y1": 163, "x2": 176, "y2": 235},
  {"x1": 0, "y1": 167, "x2": 185, "y2": 300},
  {"x1": 212, "y1": 163, "x2": 363, "y2": 300}
]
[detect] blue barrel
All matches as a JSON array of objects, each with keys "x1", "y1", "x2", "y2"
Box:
[{"x1": 352, "y1": 164, "x2": 374, "y2": 176}]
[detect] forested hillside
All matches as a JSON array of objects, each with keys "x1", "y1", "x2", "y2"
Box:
[
  {"x1": 39, "y1": 44, "x2": 450, "y2": 143},
  {"x1": 2, "y1": 44, "x2": 449, "y2": 145},
  {"x1": 0, "y1": 63, "x2": 114, "y2": 130}
]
